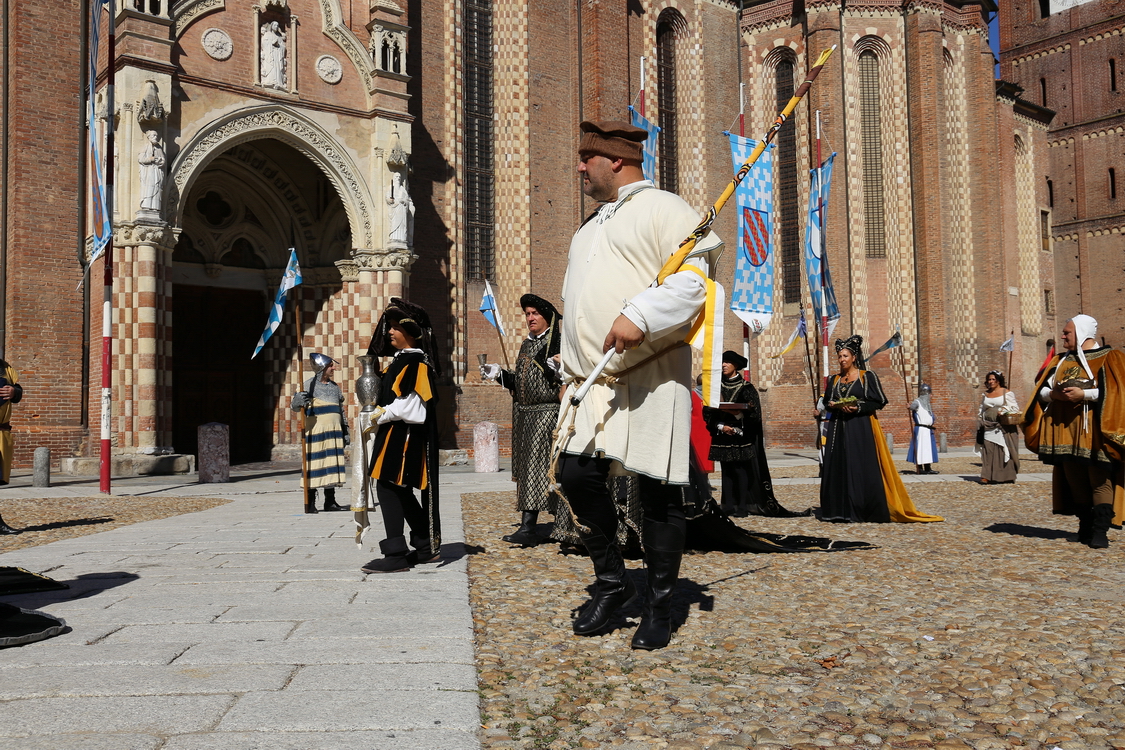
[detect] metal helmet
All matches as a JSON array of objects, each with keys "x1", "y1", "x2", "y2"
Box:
[
  {"x1": 310, "y1": 352, "x2": 334, "y2": 374},
  {"x1": 919, "y1": 383, "x2": 932, "y2": 396}
]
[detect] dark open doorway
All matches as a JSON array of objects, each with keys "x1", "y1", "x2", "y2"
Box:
[{"x1": 173, "y1": 285, "x2": 271, "y2": 463}]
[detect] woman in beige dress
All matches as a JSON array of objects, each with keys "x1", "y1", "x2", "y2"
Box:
[{"x1": 975, "y1": 370, "x2": 1020, "y2": 484}]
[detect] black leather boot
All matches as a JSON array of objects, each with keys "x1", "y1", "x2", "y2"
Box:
[
  {"x1": 631, "y1": 522, "x2": 684, "y2": 651},
  {"x1": 0, "y1": 513, "x2": 19, "y2": 535},
  {"x1": 1076, "y1": 506, "x2": 1094, "y2": 545},
  {"x1": 1088, "y1": 503, "x2": 1115, "y2": 549},
  {"x1": 322, "y1": 488, "x2": 348, "y2": 512},
  {"x1": 502, "y1": 511, "x2": 542, "y2": 546},
  {"x1": 572, "y1": 522, "x2": 638, "y2": 636},
  {"x1": 361, "y1": 535, "x2": 413, "y2": 573},
  {"x1": 408, "y1": 532, "x2": 441, "y2": 565},
  {"x1": 304, "y1": 488, "x2": 319, "y2": 514}
]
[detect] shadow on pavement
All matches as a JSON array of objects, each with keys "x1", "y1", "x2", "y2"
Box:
[
  {"x1": 0, "y1": 571, "x2": 141, "y2": 610},
  {"x1": 984, "y1": 522, "x2": 1072, "y2": 540}
]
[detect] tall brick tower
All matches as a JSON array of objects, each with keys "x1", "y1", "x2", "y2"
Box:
[{"x1": 998, "y1": 0, "x2": 1125, "y2": 342}]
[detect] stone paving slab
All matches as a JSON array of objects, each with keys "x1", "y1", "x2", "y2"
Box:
[
  {"x1": 97, "y1": 621, "x2": 299, "y2": 644},
  {"x1": 0, "y1": 695, "x2": 236, "y2": 736},
  {"x1": 286, "y1": 663, "x2": 478, "y2": 691},
  {"x1": 160, "y1": 729, "x2": 481, "y2": 750},
  {"x1": 0, "y1": 734, "x2": 164, "y2": 750},
  {"x1": 0, "y1": 642, "x2": 193, "y2": 669},
  {"x1": 0, "y1": 664, "x2": 294, "y2": 700},
  {"x1": 173, "y1": 636, "x2": 475, "y2": 666},
  {"x1": 215, "y1": 689, "x2": 480, "y2": 732}
]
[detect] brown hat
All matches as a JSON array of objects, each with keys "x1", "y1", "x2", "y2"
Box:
[{"x1": 578, "y1": 120, "x2": 647, "y2": 163}]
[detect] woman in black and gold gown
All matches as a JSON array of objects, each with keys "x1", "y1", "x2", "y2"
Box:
[{"x1": 820, "y1": 335, "x2": 943, "y2": 524}]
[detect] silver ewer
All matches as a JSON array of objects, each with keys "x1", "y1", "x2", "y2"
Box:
[{"x1": 355, "y1": 355, "x2": 381, "y2": 414}]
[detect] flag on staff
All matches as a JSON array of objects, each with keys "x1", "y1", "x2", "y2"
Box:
[
  {"x1": 999, "y1": 335, "x2": 1015, "y2": 352},
  {"x1": 769, "y1": 307, "x2": 807, "y2": 359},
  {"x1": 479, "y1": 279, "x2": 505, "y2": 335},
  {"x1": 869, "y1": 330, "x2": 903, "y2": 360},
  {"x1": 628, "y1": 106, "x2": 660, "y2": 183},
  {"x1": 725, "y1": 132, "x2": 774, "y2": 335},
  {"x1": 252, "y1": 249, "x2": 302, "y2": 359},
  {"x1": 804, "y1": 153, "x2": 840, "y2": 337},
  {"x1": 87, "y1": 0, "x2": 112, "y2": 265}
]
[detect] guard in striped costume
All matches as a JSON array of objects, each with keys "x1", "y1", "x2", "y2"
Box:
[
  {"x1": 291, "y1": 353, "x2": 350, "y2": 513},
  {"x1": 362, "y1": 299, "x2": 443, "y2": 574}
]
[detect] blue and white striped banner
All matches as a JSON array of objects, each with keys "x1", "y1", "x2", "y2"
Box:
[
  {"x1": 725, "y1": 132, "x2": 773, "y2": 334},
  {"x1": 87, "y1": 0, "x2": 111, "y2": 265},
  {"x1": 804, "y1": 153, "x2": 840, "y2": 337},
  {"x1": 252, "y1": 249, "x2": 302, "y2": 359},
  {"x1": 479, "y1": 279, "x2": 505, "y2": 335},
  {"x1": 628, "y1": 106, "x2": 660, "y2": 183}
]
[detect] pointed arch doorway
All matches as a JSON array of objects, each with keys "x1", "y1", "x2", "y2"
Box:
[{"x1": 171, "y1": 138, "x2": 352, "y2": 462}]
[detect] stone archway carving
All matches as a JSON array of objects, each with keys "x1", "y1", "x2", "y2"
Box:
[{"x1": 167, "y1": 106, "x2": 374, "y2": 249}]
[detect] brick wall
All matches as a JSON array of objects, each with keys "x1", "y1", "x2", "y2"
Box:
[{"x1": 3, "y1": 0, "x2": 88, "y2": 468}]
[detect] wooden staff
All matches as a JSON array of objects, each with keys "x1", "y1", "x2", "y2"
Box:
[
  {"x1": 296, "y1": 286, "x2": 308, "y2": 510},
  {"x1": 802, "y1": 315, "x2": 819, "y2": 407},
  {"x1": 1007, "y1": 329, "x2": 1015, "y2": 380}
]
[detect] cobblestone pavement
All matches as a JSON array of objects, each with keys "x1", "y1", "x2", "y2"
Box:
[{"x1": 465, "y1": 479, "x2": 1124, "y2": 750}]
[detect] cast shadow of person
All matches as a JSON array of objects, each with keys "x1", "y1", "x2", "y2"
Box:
[
  {"x1": 0, "y1": 571, "x2": 141, "y2": 612},
  {"x1": 983, "y1": 522, "x2": 1073, "y2": 541}
]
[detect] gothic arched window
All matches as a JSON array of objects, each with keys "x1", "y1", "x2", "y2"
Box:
[
  {"x1": 656, "y1": 16, "x2": 680, "y2": 193},
  {"x1": 858, "y1": 50, "x2": 886, "y2": 259}
]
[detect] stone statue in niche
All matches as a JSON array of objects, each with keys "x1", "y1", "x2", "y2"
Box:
[
  {"x1": 386, "y1": 170, "x2": 414, "y2": 248},
  {"x1": 260, "y1": 21, "x2": 287, "y2": 89},
  {"x1": 137, "y1": 129, "x2": 165, "y2": 216}
]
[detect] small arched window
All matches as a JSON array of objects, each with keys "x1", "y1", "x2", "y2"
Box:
[
  {"x1": 1040, "y1": 77, "x2": 1048, "y2": 107},
  {"x1": 1046, "y1": 178, "x2": 1054, "y2": 208},
  {"x1": 1111, "y1": 59, "x2": 1118, "y2": 93},
  {"x1": 1111, "y1": 168, "x2": 1117, "y2": 200}
]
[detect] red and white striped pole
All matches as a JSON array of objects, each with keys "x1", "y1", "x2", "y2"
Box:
[{"x1": 99, "y1": 0, "x2": 116, "y2": 494}]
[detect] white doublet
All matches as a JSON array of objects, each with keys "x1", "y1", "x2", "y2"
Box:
[{"x1": 558, "y1": 182, "x2": 721, "y2": 484}]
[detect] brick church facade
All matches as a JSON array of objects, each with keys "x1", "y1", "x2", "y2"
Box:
[{"x1": 0, "y1": 0, "x2": 1075, "y2": 469}]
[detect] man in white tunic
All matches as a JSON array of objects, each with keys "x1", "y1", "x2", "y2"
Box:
[{"x1": 556, "y1": 120, "x2": 721, "y2": 650}]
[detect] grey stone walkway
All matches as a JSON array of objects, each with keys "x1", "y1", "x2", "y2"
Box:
[{"x1": 0, "y1": 464, "x2": 514, "y2": 750}]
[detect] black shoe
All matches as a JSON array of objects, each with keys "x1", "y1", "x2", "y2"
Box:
[
  {"x1": 631, "y1": 522, "x2": 684, "y2": 651},
  {"x1": 304, "y1": 504, "x2": 319, "y2": 514},
  {"x1": 1089, "y1": 504, "x2": 1115, "y2": 549},
  {"x1": 0, "y1": 517, "x2": 20, "y2": 535},
  {"x1": 305, "y1": 488, "x2": 319, "y2": 514},
  {"x1": 573, "y1": 522, "x2": 638, "y2": 636},
  {"x1": 1076, "y1": 506, "x2": 1094, "y2": 545},
  {"x1": 361, "y1": 536, "x2": 413, "y2": 573},
  {"x1": 408, "y1": 532, "x2": 442, "y2": 565},
  {"x1": 323, "y1": 498, "x2": 349, "y2": 512},
  {"x1": 924, "y1": 469, "x2": 940, "y2": 475},
  {"x1": 502, "y1": 511, "x2": 542, "y2": 546}
]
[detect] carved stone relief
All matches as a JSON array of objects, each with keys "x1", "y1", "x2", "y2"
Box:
[
  {"x1": 201, "y1": 28, "x2": 233, "y2": 60},
  {"x1": 316, "y1": 55, "x2": 343, "y2": 84}
]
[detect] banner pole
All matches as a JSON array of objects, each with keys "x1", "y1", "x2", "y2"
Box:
[{"x1": 99, "y1": 0, "x2": 116, "y2": 495}]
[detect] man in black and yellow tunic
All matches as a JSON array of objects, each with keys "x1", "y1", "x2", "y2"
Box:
[
  {"x1": 1024, "y1": 314, "x2": 1125, "y2": 549},
  {"x1": 362, "y1": 299, "x2": 442, "y2": 573}
]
